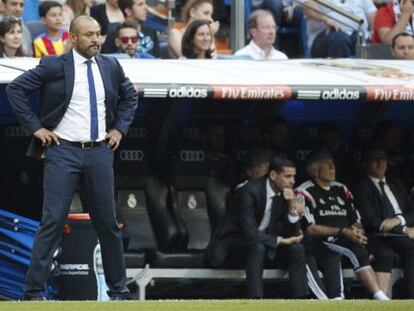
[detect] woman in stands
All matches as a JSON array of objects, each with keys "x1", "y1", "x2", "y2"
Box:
[
  {"x1": 181, "y1": 19, "x2": 214, "y2": 59},
  {"x1": 168, "y1": 0, "x2": 219, "y2": 58},
  {"x1": 62, "y1": 0, "x2": 93, "y2": 30},
  {"x1": 0, "y1": 17, "x2": 24, "y2": 58}
]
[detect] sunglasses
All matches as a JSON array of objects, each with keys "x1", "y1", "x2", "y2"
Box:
[{"x1": 120, "y1": 36, "x2": 138, "y2": 44}]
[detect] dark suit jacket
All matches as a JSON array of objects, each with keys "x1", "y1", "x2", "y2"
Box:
[
  {"x1": 206, "y1": 177, "x2": 299, "y2": 267},
  {"x1": 6, "y1": 51, "x2": 138, "y2": 157},
  {"x1": 354, "y1": 175, "x2": 414, "y2": 234}
]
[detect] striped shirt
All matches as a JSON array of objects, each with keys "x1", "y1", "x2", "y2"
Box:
[{"x1": 33, "y1": 30, "x2": 69, "y2": 58}]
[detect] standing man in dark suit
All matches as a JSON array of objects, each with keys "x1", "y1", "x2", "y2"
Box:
[
  {"x1": 206, "y1": 157, "x2": 310, "y2": 298},
  {"x1": 6, "y1": 15, "x2": 138, "y2": 300},
  {"x1": 354, "y1": 146, "x2": 414, "y2": 298}
]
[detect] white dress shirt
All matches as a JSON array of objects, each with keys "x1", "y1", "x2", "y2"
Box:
[
  {"x1": 234, "y1": 40, "x2": 288, "y2": 60},
  {"x1": 258, "y1": 179, "x2": 299, "y2": 232},
  {"x1": 368, "y1": 176, "x2": 406, "y2": 225},
  {"x1": 54, "y1": 49, "x2": 106, "y2": 142}
]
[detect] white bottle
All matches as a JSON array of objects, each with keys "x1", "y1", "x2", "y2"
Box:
[{"x1": 93, "y1": 242, "x2": 110, "y2": 301}]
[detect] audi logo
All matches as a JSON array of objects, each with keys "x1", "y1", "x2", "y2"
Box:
[
  {"x1": 240, "y1": 129, "x2": 262, "y2": 140},
  {"x1": 179, "y1": 150, "x2": 205, "y2": 162},
  {"x1": 126, "y1": 127, "x2": 148, "y2": 138},
  {"x1": 295, "y1": 150, "x2": 312, "y2": 161},
  {"x1": 120, "y1": 150, "x2": 144, "y2": 161},
  {"x1": 183, "y1": 128, "x2": 201, "y2": 140},
  {"x1": 4, "y1": 126, "x2": 25, "y2": 137}
]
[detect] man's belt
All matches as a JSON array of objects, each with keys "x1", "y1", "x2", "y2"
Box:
[{"x1": 59, "y1": 139, "x2": 106, "y2": 149}]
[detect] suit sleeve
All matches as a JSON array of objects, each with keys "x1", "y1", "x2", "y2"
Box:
[
  {"x1": 112, "y1": 59, "x2": 138, "y2": 135},
  {"x1": 6, "y1": 59, "x2": 47, "y2": 135},
  {"x1": 353, "y1": 180, "x2": 382, "y2": 233},
  {"x1": 236, "y1": 188, "x2": 278, "y2": 249}
]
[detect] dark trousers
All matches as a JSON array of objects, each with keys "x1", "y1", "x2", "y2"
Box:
[
  {"x1": 243, "y1": 242, "x2": 308, "y2": 298},
  {"x1": 369, "y1": 236, "x2": 414, "y2": 298},
  {"x1": 307, "y1": 240, "x2": 343, "y2": 299},
  {"x1": 23, "y1": 143, "x2": 129, "y2": 299}
]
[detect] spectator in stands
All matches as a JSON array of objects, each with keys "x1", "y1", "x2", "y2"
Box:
[
  {"x1": 391, "y1": 32, "x2": 414, "y2": 59},
  {"x1": 62, "y1": 0, "x2": 93, "y2": 30},
  {"x1": 91, "y1": 0, "x2": 124, "y2": 40},
  {"x1": 113, "y1": 20, "x2": 154, "y2": 58},
  {"x1": 234, "y1": 9, "x2": 288, "y2": 60},
  {"x1": 296, "y1": 151, "x2": 389, "y2": 300},
  {"x1": 354, "y1": 146, "x2": 414, "y2": 298},
  {"x1": 169, "y1": 0, "x2": 219, "y2": 59},
  {"x1": 301, "y1": 0, "x2": 376, "y2": 58},
  {"x1": 206, "y1": 157, "x2": 310, "y2": 299},
  {"x1": 253, "y1": 0, "x2": 303, "y2": 56},
  {"x1": 0, "y1": 16, "x2": 23, "y2": 57},
  {"x1": 181, "y1": 19, "x2": 214, "y2": 59},
  {"x1": 118, "y1": 0, "x2": 160, "y2": 57},
  {"x1": 33, "y1": 1, "x2": 69, "y2": 58},
  {"x1": 0, "y1": 0, "x2": 33, "y2": 56},
  {"x1": 372, "y1": 0, "x2": 414, "y2": 44}
]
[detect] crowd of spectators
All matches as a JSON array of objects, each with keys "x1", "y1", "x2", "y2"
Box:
[{"x1": 0, "y1": 0, "x2": 412, "y2": 59}]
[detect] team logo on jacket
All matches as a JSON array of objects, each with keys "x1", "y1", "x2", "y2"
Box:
[
  {"x1": 319, "y1": 198, "x2": 326, "y2": 205},
  {"x1": 337, "y1": 197, "x2": 345, "y2": 206}
]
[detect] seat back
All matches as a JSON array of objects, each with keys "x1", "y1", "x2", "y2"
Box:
[
  {"x1": 355, "y1": 43, "x2": 393, "y2": 59},
  {"x1": 25, "y1": 20, "x2": 46, "y2": 40},
  {"x1": 168, "y1": 175, "x2": 230, "y2": 251}
]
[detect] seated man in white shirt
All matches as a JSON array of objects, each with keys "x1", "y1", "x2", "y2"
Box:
[{"x1": 234, "y1": 9, "x2": 288, "y2": 60}]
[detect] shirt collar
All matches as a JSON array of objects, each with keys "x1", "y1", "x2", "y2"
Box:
[
  {"x1": 368, "y1": 175, "x2": 386, "y2": 185},
  {"x1": 266, "y1": 178, "x2": 278, "y2": 198},
  {"x1": 249, "y1": 40, "x2": 276, "y2": 58},
  {"x1": 72, "y1": 48, "x2": 96, "y2": 65}
]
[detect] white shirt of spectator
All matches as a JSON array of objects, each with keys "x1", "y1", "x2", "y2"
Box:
[
  {"x1": 258, "y1": 178, "x2": 299, "y2": 232},
  {"x1": 368, "y1": 176, "x2": 406, "y2": 225},
  {"x1": 54, "y1": 49, "x2": 106, "y2": 142},
  {"x1": 234, "y1": 40, "x2": 288, "y2": 60},
  {"x1": 302, "y1": 0, "x2": 376, "y2": 50}
]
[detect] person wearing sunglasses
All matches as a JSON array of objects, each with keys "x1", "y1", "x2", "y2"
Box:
[{"x1": 113, "y1": 20, "x2": 153, "y2": 58}]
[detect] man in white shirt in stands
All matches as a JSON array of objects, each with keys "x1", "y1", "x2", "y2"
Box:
[{"x1": 235, "y1": 9, "x2": 288, "y2": 60}]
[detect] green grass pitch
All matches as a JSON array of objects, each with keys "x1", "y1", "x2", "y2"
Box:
[{"x1": 1, "y1": 300, "x2": 413, "y2": 311}]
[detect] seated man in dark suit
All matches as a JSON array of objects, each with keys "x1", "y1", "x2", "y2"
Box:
[
  {"x1": 354, "y1": 146, "x2": 414, "y2": 298},
  {"x1": 297, "y1": 151, "x2": 389, "y2": 300},
  {"x1": 206, "y1": 156, "x2": 309, "y2": 298}
]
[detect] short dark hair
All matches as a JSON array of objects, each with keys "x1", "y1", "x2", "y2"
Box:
[
  {"x1": 306, "y1": 150, "x2": 333, "y2": 177},
  {"x1": 247, "y1": 9, "x2": 274, "y2": 37},
  {"x1": 362, "y1": 145, "x2": 387, "y2": 164},
  {"x1": 269, "y1": 156, "x2": 295, "y2": 174},
  {"x1": 39, "y1": 0, "x2": 61, "y2": 18},
  {"x1": 392, "y1": 32, "x2": 414, "y2": 49},
  {"x1": 118, "y1": 0, "x2": 134, "y2": 18},
  {"x1": 116, "y1": 20, "x2": 138, "y2": 38},
  {"x1": 181, "y1": 19, "x2": 213, "y2": 59}
]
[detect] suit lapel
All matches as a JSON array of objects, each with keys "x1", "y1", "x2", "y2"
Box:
[
  {"x1": 258, "y1": 178, "x2": 268, "y2": 220},
  {"x1": 63, "y1": 52, "x2": 74, "y2": 108}
]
